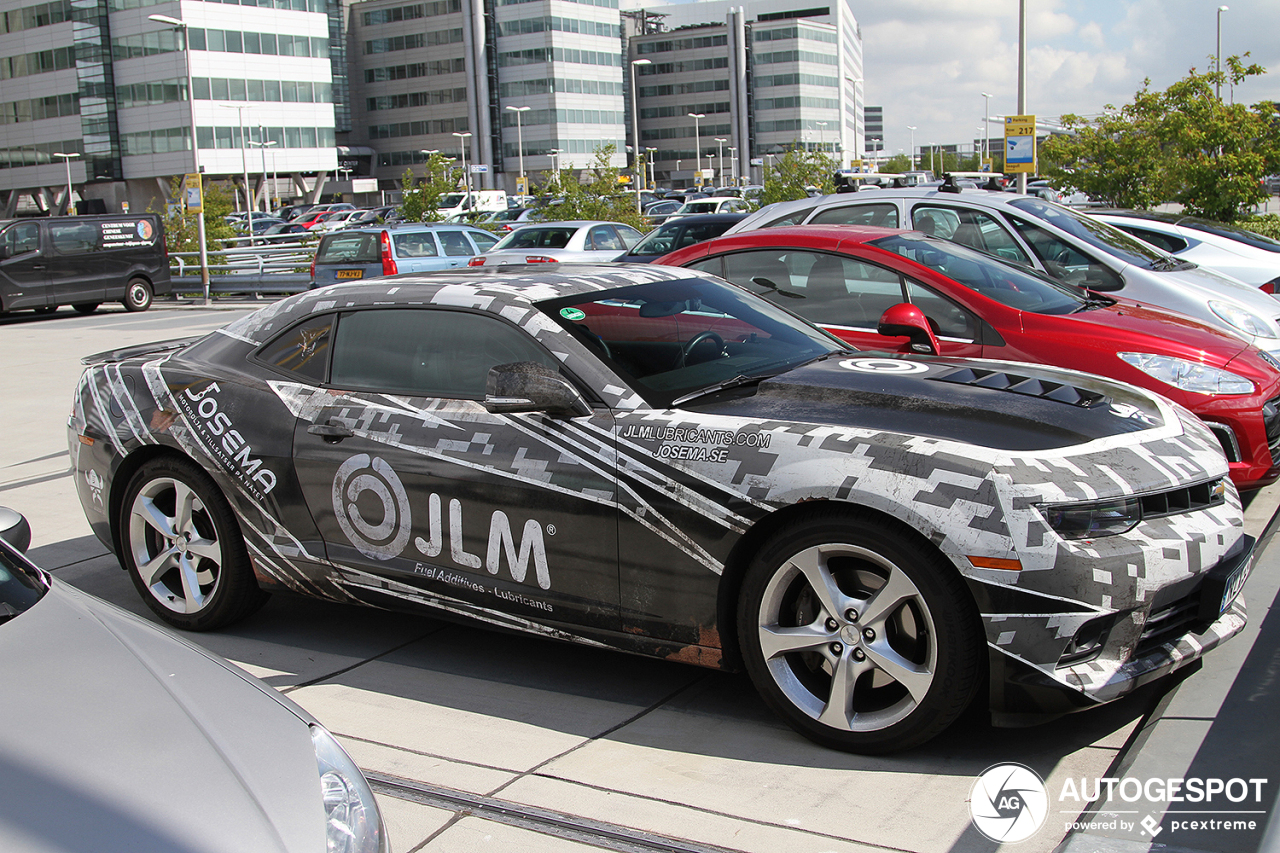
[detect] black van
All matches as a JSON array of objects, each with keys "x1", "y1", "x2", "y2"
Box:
[{"x1": 0, "y1": 215, "x2": 172, "y2": 315}]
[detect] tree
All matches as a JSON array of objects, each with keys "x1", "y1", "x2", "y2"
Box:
[
  {"x1": 760, "y1": 147, "x2": 836, "y2": 207},
  {"x1": 882, "y1": 154, "x2": 912, "y2": 173},
  {"x1": 1042, "y1": 56, "x2": 1280, "y2": 220},
  {"x1": 398, "y1": 153, "x2": 458, "y2": 222},
  {"x1": 539, "y1": 144, "x2": 647, "y2": 230},
  {"x1": 161, "y1": 176, "x2": 236, "y2": 260}
]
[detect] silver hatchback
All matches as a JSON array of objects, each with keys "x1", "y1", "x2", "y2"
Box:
[
  {"x1": 726, "y1": 188, "x2": 1280, "y2": 356},
  {"x1": 310, "y1": 223, "x2": 499, "y2": 288}
]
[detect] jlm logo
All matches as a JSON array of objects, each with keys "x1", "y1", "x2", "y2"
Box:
[
  {"x1": 332, "y1": 453, "x2": 551, "y2": 589},
  {"x1": 969, "y1": 763, "x2": 1049, "y2": 843}
]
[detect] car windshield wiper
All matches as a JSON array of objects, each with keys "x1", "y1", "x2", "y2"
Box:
[
  {"x1": 1148, "y1": 256, "x2": 1194, "y2": 272},
  {"x1": 671, "y1": 373, "x2": 767, "y2": 406},
  {"x1": 1072, "y1": 293, "x2": 1114, "y2": 312}
]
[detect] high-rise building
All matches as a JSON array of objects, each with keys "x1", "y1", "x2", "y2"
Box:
[{"x1": 0, "y1": 0, "x2": 338, "y2": 216}]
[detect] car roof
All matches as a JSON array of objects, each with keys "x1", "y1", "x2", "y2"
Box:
[
  {"x1": 220, "y1": 264, "x2": 705, "y2": 346},
  {"x1": 696, "y1": 224, "x2": 908, "y2": 247},
  {"x1": 654, "y1": 213, "x2": 749, "y2": 228}
]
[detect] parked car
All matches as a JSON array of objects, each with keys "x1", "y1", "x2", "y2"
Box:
[
  {"x1": 658, "y1": 224, "x2": 1280, "y2": 490},
  {"x1": 666, "y1": 197, "x2": 752, "y2": 220},
  {"x1": 642, "y1": 200, "x2": 683, "y2": 226},
  {"x1": 474, "y1": 207, "x2": 540, "y2": 232},
  {"x1": 310, "y1": 223, "x2": 499, "y2": 287},
  {"x1": 1090, "y1": 209, "x2": 1280, "y2": 292},
  {"x1": 616, "y1": 213, "x2": 747, "y2": 263},
  {"x1": 724, "y1": 188, "x2": 1280, "y2": 357},
  {"x1": 307, "y1": 209, "x2": 365, "y2": 232},
  {"x1": 294, "y1": 203, "x2": 356, "y2": 230},
  {"x1": 68, "y1": 266, "x2": 1249, "y2": 753},
  {"x1": 342, "y1": 206, "x2": 398, "y2": 228},
  {"x1": 0, "y1": 214, "x2": 170, "y2": 314},
  {"x1": 469, "y1": 221, "x2": 642, "y2": 266},
  {"x1": 0, "y1": 508, "x2": 388, "y2": 853},
  {"x1": 258, "y1": 221, "x2": 313, "y2": 243}
]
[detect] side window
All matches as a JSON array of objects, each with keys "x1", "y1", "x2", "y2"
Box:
[
  {"x1": 1118, "y1": 225, "x2": 1186, "y2": 254},
  {"x1": 588, "y1": 226, "x2": 624, "y2": 251},
  {"x1": 687, "y1": 257, "x2": 723, "y2": 278},
  {"x1": 1008, "y1": 217, "x2": 1124, "y2": 291},
  {"x1": 438, "y1": 230, "x2": 475, "y2": 256},
  {"x1": 329, "y1": 309, "x2": 556, "y2": 399},
  {"x1": 48, "y1": 222, "x2": 101, "y2": 254},
  {"x1": 392, "y1": 232, "x2": 438, "y2": 258},
  {"x1": 2, "y1": 222, "x2": 40, "y2": 256},
  {"x1": 616, "y1": 226, "x2": 643, "y2": 248},
  {"x1": 809, "y1": 203, "x2": 899, "y2": 227},
  {"x1": 904, "y1": 279, "x2": 978, "y2": 340},
  {"x1": 467, "y1": 230, "x2": 498, "y2": 252},
  {"x1": 256, "y1": 314, "x2": 334, "y2": 383},
  {"x1": 720, "y1": 250, "x2": 905, "y2": 329},
  {"x1": 912, "y1": 205, "x2": 1032, "y2": 266}
]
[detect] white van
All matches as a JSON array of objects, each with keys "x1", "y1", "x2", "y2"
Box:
[{"x1": 436, "y1": 190, "x2": 508, "y2": 219}]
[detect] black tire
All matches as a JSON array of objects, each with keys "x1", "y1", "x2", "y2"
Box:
[
  {"x1": 737, "y1": 508, "x2": 982, "y2": 753},
  {"x1": 73, "y1": 302, "x2": 100, "y2": 315},
  {"x1": 119, "y1": 457, "x2": 268, "y2": 630},
  {"x1": 122, "y1": 277, "x2": 153, "y2": 312}
]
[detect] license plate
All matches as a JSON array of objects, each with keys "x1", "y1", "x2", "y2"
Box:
[
  {"x1": 1217, "y1": 553, "x2": 1252, "y2": 615},
  {"x1": 336, "y1": 270, "x2": 363, "y2": 279},
  {"x1": 1198, "y1": 542, "x2": 1254, "y2": 621}
]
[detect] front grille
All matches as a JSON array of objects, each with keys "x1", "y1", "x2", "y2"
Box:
[
  {"x1": 934, "y1": 367, "x2": 1109, "y2": 408},
  {"x1": 1137, "y1": 479, "x2": 1226, "y2": 518},
  {"x1": 1263, "y1": 394, "x2": 1280, "y2": 461},
  {"x1": 1135, "y1": 588, "x2": 1205, "y2": 658}
]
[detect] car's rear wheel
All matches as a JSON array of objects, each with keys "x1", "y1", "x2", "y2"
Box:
[
  {"x1": 122, "y1": 277, "x2": 152, "y2": 312},
  {"x1": 737, "y1": 509, "x2": 982, "y2": 753},
  {"x1": 73, "y1": 302, "x2": 100, "y2": 315},
  {"x1": 120, "y1": 457, "x2": 268, "y2": 630}
]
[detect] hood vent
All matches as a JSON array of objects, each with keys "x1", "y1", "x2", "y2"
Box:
[{"x1": 935, "y1": 367, "x2": 1110, "y2": 408}]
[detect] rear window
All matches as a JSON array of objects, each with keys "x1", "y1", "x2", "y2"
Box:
[
  {"x1": 495, "y1": 228, "x2": 576, "y2": 250},
  {"x1": 316, "y1": 232, "x2": 380, "y2": 264}
]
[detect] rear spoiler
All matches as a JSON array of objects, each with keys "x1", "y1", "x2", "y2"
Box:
[{"x1": 81, "y1": 335, "x2": 202, "y2": 366}]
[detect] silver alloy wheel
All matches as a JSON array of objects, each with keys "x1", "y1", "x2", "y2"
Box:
[
  {"x1": 127, "y1": 476, "x2": 224, "y2": 614},
  {"x1": 756, "y1": 542, "x2": 938, "y2": 733}
]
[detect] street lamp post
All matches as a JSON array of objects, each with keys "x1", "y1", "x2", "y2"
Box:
[
  {"x1": 687, "y1": 112, "x2": 704, "y2": 186},
  {"x1": 216, "y1": 103, "x2": 255, "y2": 239},
  {"x1": 452, "y1": 131, "x2": 472, "y2": 211},
  {"x1": 52, "y1": 152, "x2": 79, "y2": 215},
  {"x1": 728, "y1": 146, "x2": 737, "y2": 186},
  {"x1": 149, "y1": 13, "x2": 209, "y2": 303},
  {"x1": 630, "y1": 58, "x2": 652, "y2": 207},
  {"x1": 504, "y1": 106, "x2": 530, "y2": 199},
  {"x1": 906, "y1": 126, "x2": 917, "y2": 170},
  {"x1": 645, "y1": 147, "x2": 657, "y2": 190},
  {"x1": 549, "y1": 148, "x2": 563, "y2": 186},
  {"x1": 815, "y1": 121, "x2": 827, "y2": 157},
  {"x1": 844, "y1": 77, "x2": 862, "y2": 164},
  {"x1": 248, "y1": 135, "x2": 277, "y2": 218},
  {"x1": 1216, "y1": 5, "x2": 1229, "y2": 99},
  {"x1": 714, "y1": 138, "x2": 726, "y2": 187},
  {"x1": 981, "y1": 92, "x2": 993, "y2": 167}
]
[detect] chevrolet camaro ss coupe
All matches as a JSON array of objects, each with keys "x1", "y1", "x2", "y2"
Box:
[{"x1": 69, "y1": 266, "x2": 1251, "y2": 753}]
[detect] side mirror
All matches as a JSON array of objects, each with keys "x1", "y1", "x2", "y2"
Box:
[
  {"x1": 484, "y1": 362, "x2": 592, "y2": 418},
  {"x1": 877, "y1": 303, "x2": 941, "y2": 355},
  {"x1": 0, "y1": 507, "x2": 32, "y2": 553}
]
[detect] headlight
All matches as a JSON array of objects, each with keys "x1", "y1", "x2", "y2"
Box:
[
  {"x1": 1118, "y1": 352, "x2": 1255, "y2": 395},
  {"x1": 1037, "y1": 497, "x2": 1141, "y2": 539},
  {"x1": 311, "y1": 725, "x2": 387, "y2": 853},
  {"x1": 1209, "y1": 301, "x2": 1278, "y2": 339}
]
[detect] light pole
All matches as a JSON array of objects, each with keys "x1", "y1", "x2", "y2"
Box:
[
  {"x1": 549, "y1": 148, "x2": 563, "y2": 187},
  {"x1": 906, "y1": 125, "x2": 917, "y2": 170},
  {"x1": 504, "y1": 106, "x2": 530, "y2": 200},
  {"x1": 248, "y1": 136, "x2": 277, "y2": 216},
  {"x1": 630, "y1": 58, "x2": 652, "y2": 206},
  {"x1": 981, "y1": 92, "x2": 993, "y2": 167},
  {"x1": 217, "y1": 103, "x2": 255, "y2": 238},
  {"x1": 815, "y1": 121, "x2": 827, "y2": 157},
  {"x1": 452, "y1": 131, "x2": 472, "y2": 211},
  {"x1": 687, "y1": 112, "x2": 704, "y2": 186},
  {"x1": 53, "y1": 152, "x2": 79, "y2": 215},
  {"x1": 1216, "y1": 5, "x2": 1229, "y2": 99},
  {"x1": 728, "y1": 146, "x2": 737, "y2": 186},
  {"x1": 645, "y1": 147, "x2": 657, "y2": 190},
  {"x1": 149, "y1": 13, "x2": 209, "y2": 302},
  {"x1": 844, "y1": 76, "x2": 862, "y2": 163},
  {"x1": 714, "y1": 137, "x2": 726, "y2": 187}
]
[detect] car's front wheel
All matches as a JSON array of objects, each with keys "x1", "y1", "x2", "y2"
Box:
[
  {"x1": 120, "y1": 457, "x2": 268, "y2": 630},
  {"x1": 122, "y1": 277, "x2": 152, "y2": 312},
  {"x1": 737, "y1": 509, "x2": 982, "y2": 753}
]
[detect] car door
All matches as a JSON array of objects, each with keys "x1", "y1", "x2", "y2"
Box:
[
  {"x1": 287, "y1": 306, "x2": 621, "y2": 632},
  {"x1": 692, "y1": 248, "x2": 984, "y2": 357},
  {"x1": 908, "y1": 203, "x2": 1035, "y2": 268},
  {"x1": 436, "y1": 229, "x2": 481, "y2": 267},
  {"x1": 390, "y1": 230, "x2": 448, "y2": 273},
  {"x1": 45, "y1": 220, "x2": 107, "y2": 306},
  {"x1": 0, "y1": 221, "x2": 49, "y2": 310}
]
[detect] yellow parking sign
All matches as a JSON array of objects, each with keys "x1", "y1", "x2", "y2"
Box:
[
  {"x1": 1004, "y1": 115, "x2": 1036, "y2": 174},
  {"x1": 183, "y1": 173, "x2": 203, "y2": 212}
]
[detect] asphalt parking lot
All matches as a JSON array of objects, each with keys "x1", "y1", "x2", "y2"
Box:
[{"x1": 4, "y1": 300, "x2": 1277, "y2": 853}]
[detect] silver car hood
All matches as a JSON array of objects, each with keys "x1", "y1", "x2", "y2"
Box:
[{"x1": 0, "y1": 579, "x2": 324, "y2": 853}]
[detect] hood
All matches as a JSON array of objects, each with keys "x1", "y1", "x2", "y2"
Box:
[
  {"x1": 700, "y1": 354, "x2": 1170, "y2": 451},
  {"x1": 1029, "y1": 298, "x2": 1250, "y2": 364},
  {"x1": 0, "y1": 580, "x2": 322, "y2": 853}
]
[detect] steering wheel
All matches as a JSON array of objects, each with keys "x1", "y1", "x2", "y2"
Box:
[{"x1": 680, "y1": 331, "x2": 726, "y2": 366}]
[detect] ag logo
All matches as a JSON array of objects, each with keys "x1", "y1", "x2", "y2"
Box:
[
  {"x1": 969, "y1": 763, "x2": 1048, "y2": 843},
  {"x1": 332, "y1": 454, "x2": 411, "y2": 561},
  {"x1": 838, "y1": 358, "x2": 930, "y2": 375}
]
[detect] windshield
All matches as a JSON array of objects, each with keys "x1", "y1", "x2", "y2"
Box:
[
  {"x1": 628, "y1": 224, "x2": 681, "y2": 256},
  {"x1": 540, "y1": 276, "x2": 845, "y2": 407},
  {"x1": 438, "y1": 193, "x2": 467, "y2": 208},
  {"x1": 492, "y1": 227, "x2": 577, "y2": 251},
  {"x1": 1183, "y1": 218, "x2": 1280, "y2": 253},
  {"x1": 0, "y1": 543, "x2": 48, "y2": 622},
  {"x1": 1008, "y1": 197, "x2": 1171, "y2": 267},
  {"x1": 869, "y1": 233, "x2": 1090, "y2": 315}
]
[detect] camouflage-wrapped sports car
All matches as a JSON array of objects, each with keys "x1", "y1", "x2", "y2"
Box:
[{"x1": 68, "y1": 265, "x2": 1251, "y2": 752}]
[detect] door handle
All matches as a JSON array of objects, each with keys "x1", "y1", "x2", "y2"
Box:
[{"x1": 307, "y1": 419, "x2": 354, "y2": 442}]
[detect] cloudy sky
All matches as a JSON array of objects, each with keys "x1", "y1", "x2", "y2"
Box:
[{"x1": 854, "y1": 0, "x2": 1280, "y2": 158}]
